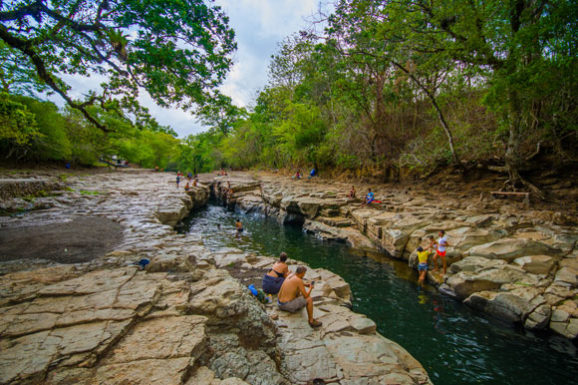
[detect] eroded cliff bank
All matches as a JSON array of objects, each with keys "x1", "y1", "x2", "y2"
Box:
[
  {"x1": 0, "y1": 169, "x2": 431, "y2": 385},
  {"x1": 213, "y1": 171, "x2": 578, "y2": 340}
]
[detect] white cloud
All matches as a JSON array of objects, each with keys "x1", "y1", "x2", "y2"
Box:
[{"x1": 216, "y1": 0, "x2": 321, "y2": 109}]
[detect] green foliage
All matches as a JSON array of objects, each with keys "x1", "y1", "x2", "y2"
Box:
[
  {"x1": 0, "y1": 93, "x2": 39, "y2": 149},
  {"x1": 11, "y1": 95, "x2": 71, "y2": 160},
  {"x1": 0, "y1": 0, "x2": 236, "y2": 131},
  {"x1": 79, "y1": 190, "x2": 102, "y2": 196},
  {"x1": 184, "y1": 0, "x2": 576, "y2": 179},
  {"x1": 1, "y1": 0, "x2": 575, "y2": 178}
]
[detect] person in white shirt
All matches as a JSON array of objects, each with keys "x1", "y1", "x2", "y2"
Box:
[{"x1": 433, "y1": 230, "x2": 450, "y2": 275}]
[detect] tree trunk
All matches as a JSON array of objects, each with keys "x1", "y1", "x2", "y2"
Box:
[
  {"x1": 504, "y1": 89, "x2": 544, "y2": 199},
  {"x1": 390, "y1": 60, "x2": 461, "y2": 166}
]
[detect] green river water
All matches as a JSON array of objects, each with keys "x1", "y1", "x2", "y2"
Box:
[{"x1": 178, "y1": 204, "x2": 578, "y2": 385}]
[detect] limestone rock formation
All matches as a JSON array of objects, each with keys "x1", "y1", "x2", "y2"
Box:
[
  {"x1": 0, "y1": 169, "x2": 432, "y2": 384},
  {"x1": 211, "y1": 171, "x2": 578, "y2": 339}
]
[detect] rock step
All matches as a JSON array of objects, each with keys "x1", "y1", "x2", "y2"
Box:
[
  {"x1": 0, "y1": 178, "x2": 63, "y2": 200},
  {"x1": 316, "y1": 216, "x2": 353, "y2": 227}
]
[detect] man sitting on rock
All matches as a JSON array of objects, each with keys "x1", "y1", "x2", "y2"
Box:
[{"x1": 277, "y1": 266, "x2": 322, "y2": 328}]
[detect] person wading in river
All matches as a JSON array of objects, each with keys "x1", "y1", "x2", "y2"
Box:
[
  {"x1": 416, "y1": 246, "x2": 429, "y2": 287},
  {"x1": 235, "y1": 218, "x2": 243, "y2": 238},
  {"x1": 262, "y1": 252, "x2": 290, "y2": 295},
  {"x1": 277, "y1": 266, "x2": 322, "y2": 328}
]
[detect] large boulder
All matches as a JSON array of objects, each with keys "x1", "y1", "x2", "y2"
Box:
[
  {"x1": 513, "y1": 255, "x2": 556, "y2": 275},
  {"x1": 524, "y1": 304, "x2": 552, "y2": 330},
  {"x1": 381, "y1": 229, "x2": 410, "y2": 259},
  {"x1": 155, "y1": 194, "x2": 193, "y2": 227},
  {"x1": 549, "y1": 300, "x2": 578, "y2": 339},
  {"x1": 449, "y1": 256, "x2": 507, "y2": 274},
  {"x1": 466, "y1": 238, "x2": 558, "y2": 262},
  {"x1": 447, "y1": 227, "x2": 505, "y2": 253},
  {"x1": 445, "y1": 267, "x2": 530, "y2": 299},
  {"x1": 464, "y1": 287, "x2": 544, "y2": 323},
  {"x1": 554, "y1": 266, "x2": 578, "y2": 287}
]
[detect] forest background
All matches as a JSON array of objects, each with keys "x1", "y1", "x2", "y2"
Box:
[{"x1": 1, "y1": 0, "x2": 576, "y2": 192}]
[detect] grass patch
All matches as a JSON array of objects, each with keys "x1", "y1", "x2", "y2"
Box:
[
  {"x1": 79, "y1": 190, "x2": 101, "y2": 196},
  {"x1": 514, "y1": 281, "x2": 532, "y2": 287}
]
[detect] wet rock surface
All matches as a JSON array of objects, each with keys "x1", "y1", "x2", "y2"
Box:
[
  {"x1": 0, "y1": 216, "x2": 123, "y2": 263},
  {"x1": 214, "y1": 172, "x2": 578, "y2": 340},
  {"x1": 0, "y1": 169, "x2": 431, "y2": 385}
]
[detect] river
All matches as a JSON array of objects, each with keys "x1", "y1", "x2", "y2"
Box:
[{"x1": 177, "y1": 204, "x2": 578, "y2": 385}]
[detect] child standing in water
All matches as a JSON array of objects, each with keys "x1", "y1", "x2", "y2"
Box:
[
  {"x1": 416, "y1": 246, "x2": 429, "y2": 287},
  {"x1": 235, "y1": 219, "x2": 243, "y2": 238},
  {"x1": 433, "y1": 230, "x2": 450, "y2": 275},
  {"x1": 176, "y1": 173, "x2": 181, "y2": 188}
]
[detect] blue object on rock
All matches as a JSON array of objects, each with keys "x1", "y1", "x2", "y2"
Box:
[
  {"x1": 248, "y1": 284, "x2": 258, "y2": 296},
  {"x1": 137, "y1": 258, "x2": 150, "y2": 269}
]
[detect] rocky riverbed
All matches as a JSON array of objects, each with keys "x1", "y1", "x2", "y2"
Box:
[
  {"x1": 214, "y1": 172, "x2": 578, "y2": 340},
  {"x1": 0, "y1": 169, "x2": 432, "y2": 385}
]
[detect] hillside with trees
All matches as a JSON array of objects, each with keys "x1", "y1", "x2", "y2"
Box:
[{"x1": 2, "y1": 0, "x2": 576, "y2": 195}]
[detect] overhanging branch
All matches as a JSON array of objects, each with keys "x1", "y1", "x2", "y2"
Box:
[{"x1": 0, "y1": 25, "x2": 109, "y2": 132}]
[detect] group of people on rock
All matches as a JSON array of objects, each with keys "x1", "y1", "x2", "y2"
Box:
[
  {"x1": 292, "y1": 167, "x2": 317, "y2": 180},
  {"x1": 347, "y1": 185, "x2": 378, "y2": 205},
  {"x1": 261, "y1": 252, "x2": 322, "y2": 328},
  {"x1": 176, "y1": 171, "x2": 198, "y2": 190},
  {"x1": 416, "y1": 230, "x2": 450, "y2": 286}
]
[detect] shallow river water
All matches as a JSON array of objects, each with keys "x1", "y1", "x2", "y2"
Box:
[{"x1": 178, "y1": 204, "x2": 578, "y2": 385}]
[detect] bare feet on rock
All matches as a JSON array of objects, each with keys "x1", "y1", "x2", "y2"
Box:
[{"x1": 309, "y1": 319, "x2": 322, "y2": 328}]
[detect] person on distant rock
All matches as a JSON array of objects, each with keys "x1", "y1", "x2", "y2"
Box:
[
  {"x1": 192, "y1": 178, "x2": 198, "y2": 187},
  {"x1": 348, "y1": 185, "x2": 356, "y2": 199},
  {"x1": 308, "y1": 167, "x2": 316, "y2": 179},
  {"x1": 277, "y1": 266, "x2": 322, "y2": 328},
  {"x1": 433, "y1": 230, "x2": 450, "y2": 275},
  {"x1": 187, "y1": 171, "x2": 193, "y2": 181},
  {"x1": 293, "y1": 170, "x2": 301, "y2": 180},
  {"x1": 262, "y1": 252, "x2": 290, "y2": 295},
  {"x1": 235, "y1": 218, "x2": 243, "y2": 238},
  {"x1": 184, "y1": 182, "x2": 190, "y2": 192},
  {"x1": 176, "y1": 173, "x2": 181, "y2": 188},
  {"x1": 363, "y1": 188, "x2": 374, "y2": 205},
  {"x1": 416, "y1": 246, "x2": 429, "y2": 287}
]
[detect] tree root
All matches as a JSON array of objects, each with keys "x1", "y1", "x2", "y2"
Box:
[{"x1": 500, "y1": 174, "x2": 545, "y2": 201}]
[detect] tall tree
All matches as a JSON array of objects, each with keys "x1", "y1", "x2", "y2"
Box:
[
  {"x1": 385, "y1": 0, "x2": 577, "y2": 192},
  {"x1": 0, "y1": 0, "x2": 236, "y2": 131}
]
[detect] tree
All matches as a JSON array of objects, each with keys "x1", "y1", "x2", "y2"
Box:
[
  {"x1": 384, "y1": 0, "x2": 577, "y2": 192},
  {"x1": 0, "y1": 0, "x2": 236, "y2": 131},
  {"x1": 0, "y1": 93, "x2": 39, "y2": 158},
  {"x1": 196, "y1": 92, "x2": 247, "y2": 134}
]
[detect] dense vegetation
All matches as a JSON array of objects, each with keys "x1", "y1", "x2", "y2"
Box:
[
  {"x1": 193, "y1": 0, "x2": 578, "y2": 190},
  {"x1": 2, "y1": 0, "x2": 577, "y2": 191},
  {"x1": 0, "y1": 92, "x2": 188, "y2": 169},
  {"x1": 1, "y1": 0, "x2": 234, "y2": 170}
]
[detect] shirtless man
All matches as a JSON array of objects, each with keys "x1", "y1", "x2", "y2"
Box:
[{"x1": 277, "y1": 266, "x2": 322, "y2": 328}]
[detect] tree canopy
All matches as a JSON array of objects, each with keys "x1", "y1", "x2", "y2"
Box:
[{"x1": 0, "y1": 0, "x2": 236, "y2": 131}]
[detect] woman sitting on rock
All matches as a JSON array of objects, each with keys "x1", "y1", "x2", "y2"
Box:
[{"x1": 262, "y1": 252, "x2": 290, "y2": 295}]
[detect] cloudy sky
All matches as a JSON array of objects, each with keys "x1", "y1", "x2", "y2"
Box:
[{"x1": 55, "y1": 0, "x2": 325, "y2": 138}]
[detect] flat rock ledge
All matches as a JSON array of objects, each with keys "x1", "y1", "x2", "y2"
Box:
[
  {"x1": 213, "y1": 172, "x2": 578, "y2": 340},
  {"x1": 0, "y1": 169, "x2": 431, "y2": 385}
]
